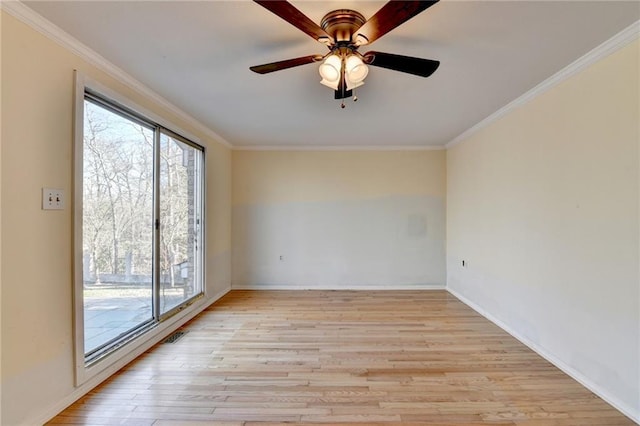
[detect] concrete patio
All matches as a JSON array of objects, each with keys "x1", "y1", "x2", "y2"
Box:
[{"x1": 84, "y1": 285, "x2": 187, "y2": 352}]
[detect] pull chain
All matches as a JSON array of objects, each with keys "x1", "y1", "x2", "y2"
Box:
[{"x1": 340, "y1": 73, "x2": 346, "y2": 108}]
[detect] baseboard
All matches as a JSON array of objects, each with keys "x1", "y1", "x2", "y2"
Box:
[
  {"x1": 32, "y1": 286, "x2": 231, "y2": 426},
  {"x1": 447, "y1": 286, "x2": 639, "y2": 424},
  {"x1": 232, "y1": 284, "x2": 447, "y2": 291}
]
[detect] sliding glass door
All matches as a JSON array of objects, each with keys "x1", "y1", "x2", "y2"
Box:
[
  {"x1": 81, "y1": 93, "x2": 204, "y2": 364},
  {"x1": 159, "y1": 131, "x2": 204, "y2": 316}
]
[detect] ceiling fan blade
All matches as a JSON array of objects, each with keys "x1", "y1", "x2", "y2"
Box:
[
  {"x1": 254, "y1": 1, "x2": 333, "y2": 43},
  {"x1": 355, "y1": 1, "x2": 439, "y2": 46},
  {"x1": 250, "y1": 55, "x2": 323, "y2": 74},
  {"x1": 364, "y1": 51, "x2": 440, "y2": 77}
]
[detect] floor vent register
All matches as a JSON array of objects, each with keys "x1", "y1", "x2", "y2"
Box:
[{"x1": 163, "y1": 330, "x2": 188, "y2": 344}]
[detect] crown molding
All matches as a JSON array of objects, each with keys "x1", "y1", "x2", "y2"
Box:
[
  {"x1": 1, "y1": 0, "x2": 233, "y2": 148},
  {"x1": 232, "y1": 145, "x2": 445, "y2": 152},
  {"x1": 446, "y1": 19, "x2": 640, "y2": 149}
]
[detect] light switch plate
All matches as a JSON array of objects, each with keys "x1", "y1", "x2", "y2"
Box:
[{"x1": 42, "y1": 188, "x2": 64, "y2": 210}]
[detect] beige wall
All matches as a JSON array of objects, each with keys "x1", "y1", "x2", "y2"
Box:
[
  {"x1": 0, "y1": 11, "x2": 3, "y2": 424},
  {"x1": 232, "y1": 150, "x2": 447, "y2": 288},
  {"x1": 1, "y1": 12, "x2": 231, "y2": 425},
  {"x1": 447, "y1": 40, "x2": 639, "y2": 419},
  {"x1": 233, "y1": 150, "x2": 446, "y2": 205}
]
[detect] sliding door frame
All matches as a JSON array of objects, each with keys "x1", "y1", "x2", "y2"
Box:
[
  {"x1": 157, "y1": 128, "x2": 205, "y2": 321},
  {"x1": 73, "y1": 71, "x2": 206, "y2": 385}
]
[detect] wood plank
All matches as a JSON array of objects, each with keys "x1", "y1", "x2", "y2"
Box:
[{"x1": 47, "y1": 290, "x2": 634, "y2": 425}]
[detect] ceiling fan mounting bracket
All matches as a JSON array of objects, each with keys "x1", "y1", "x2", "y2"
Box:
[{"x1": 320, "y1": 9, "x2": 366, "y2": 43}]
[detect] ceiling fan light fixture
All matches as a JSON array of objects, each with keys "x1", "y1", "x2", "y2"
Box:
[
  {"x1": 318, "y1": 54, "x2": 342, "y2": 83},
  {"x1": 345, "y1": 79, "x2": 364, "y2": 91},
  {"x1": 320, "y1": 78, "x2": 340, "y2": 90},
  {"x1": 345, "y1": 55, "x2": 368, "y2": 84}
]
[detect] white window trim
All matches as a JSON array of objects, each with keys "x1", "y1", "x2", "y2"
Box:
[{"x1": 73, "y1": 70, "x2": 207, "y2": 385}]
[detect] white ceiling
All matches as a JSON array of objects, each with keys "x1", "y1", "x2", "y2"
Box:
[{"x1": 23, "y1": 1, "x2": 640, "y2": 148}]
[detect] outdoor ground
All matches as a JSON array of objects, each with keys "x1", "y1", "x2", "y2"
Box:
[{"x1": 84, "y1": 285, "x2": 186, "y2": 352}]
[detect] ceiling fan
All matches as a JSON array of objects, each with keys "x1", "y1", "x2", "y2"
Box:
[{"x1": 250, "y1": 1, "x2": 440, "y2": 106}]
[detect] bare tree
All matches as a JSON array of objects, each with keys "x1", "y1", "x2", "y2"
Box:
[
  {"x1": 83, "y1": 103, "x2": 154, "y2": 280},
  {"x1": 82, "y1": 100, "x2": 199, "y2": 312}
]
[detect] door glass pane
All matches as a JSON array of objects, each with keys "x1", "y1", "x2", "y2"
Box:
[
  {"x1": 159, "y1": 133, "x2": 203, "y2": 314},
  {"x1": 82, "y1": 99, "x2": 154, "y2": 356}
]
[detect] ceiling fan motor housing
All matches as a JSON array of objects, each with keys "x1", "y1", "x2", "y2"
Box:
[{"x1": 320, "y1": 9, "x2": 366, "y2": 44}]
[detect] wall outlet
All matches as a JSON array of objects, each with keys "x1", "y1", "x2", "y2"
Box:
[
  {"x1": 462, "y1": 260, "x2": 466, "y2": 267},
  {"x1": 42, "y1": 188, "x2": 64, "y2": 210},
  {"x1": 279, "y1": 255, "x2": 284, "y2": 261}
]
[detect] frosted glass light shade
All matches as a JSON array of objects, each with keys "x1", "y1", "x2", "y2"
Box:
[
  {"x1": 345, "y1": 55, "x2": 368, "y2": 83},
  {"x1": 320, "y1": 78, "x2": 339, "y2": 90},
  {"x1": 318, "y1": 54, "x2": 341, "y2": 83},
  {"x1": 345, "y1": 80, "x2": 364, "y2": 91},
  {"x1": 319, "y1": 53, "x2": 369, "y2": 92}
]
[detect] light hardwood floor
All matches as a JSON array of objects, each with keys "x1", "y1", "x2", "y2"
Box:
[{"x1": 48, "y1": 290, "x2": 634, "y2": 425}]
